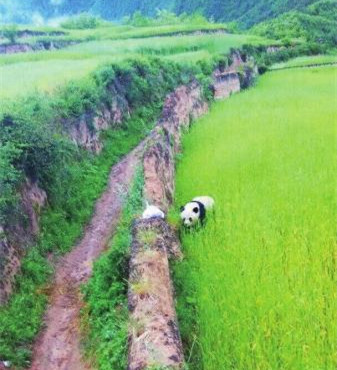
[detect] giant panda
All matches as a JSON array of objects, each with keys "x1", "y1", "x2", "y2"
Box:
[{"x1": 180, "y1": 196, "x2": 215, "y2": 227}]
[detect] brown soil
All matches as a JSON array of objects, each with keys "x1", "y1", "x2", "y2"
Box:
[{"x1": 29, "y1": 141, "x2": 146, "y2": 370}]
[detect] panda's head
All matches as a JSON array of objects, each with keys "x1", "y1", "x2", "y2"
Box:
[{"x1": 180, "y1": 201, "x2": 204, "y2": 227}]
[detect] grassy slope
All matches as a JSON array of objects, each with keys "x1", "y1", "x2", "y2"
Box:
[
  {"x1": 0, "y1": 32, "x2": 271, "y2": 99},
  {"x1": 174, "y1": 66, "x2": 337, "y2": 369},
  {"x1": 0, "y1": 59, "x2": 104, "y2": 99}
]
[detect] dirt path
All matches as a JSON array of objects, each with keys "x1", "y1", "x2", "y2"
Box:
[{"x1": 29, "y1": 140, "x2": 147, "y2": 370}]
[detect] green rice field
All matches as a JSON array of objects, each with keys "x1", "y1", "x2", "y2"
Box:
[
  {"x1": 0, "y1": 31, "x2": 270, "y2": 99},
  {"x1": 174, "y1": 66, "x2": 337, "y2": 369},
  {"x1": 0, "y1": 23, "x2": 228, "y2": 46}
]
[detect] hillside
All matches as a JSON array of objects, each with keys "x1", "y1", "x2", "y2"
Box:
[
  {"x1": 251, "y1": 0, "x2": 337, "y2": 45},
  {"x1": 174, "y1": 0, "x2": 319, "y2": 27},
  {"x1": 0, "y1": 0, "x2": 319, "y2": 27}
]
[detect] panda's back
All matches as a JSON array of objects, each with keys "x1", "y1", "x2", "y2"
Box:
[{"x1": 193, "y1": 196, "x2": 215, "y2": 210}]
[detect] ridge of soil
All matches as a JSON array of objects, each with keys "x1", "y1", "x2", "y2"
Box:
[
  {"x1": 270, "y1": 61, "x2": 337, "y2": 71},
  {"x1": 29, "y1": 140, "x2": 147, "y2": 370}
]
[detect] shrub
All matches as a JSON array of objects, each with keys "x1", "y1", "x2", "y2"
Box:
[
  {"x1": 124, "y1": 11, "x2": 152, "y2": 27},
  {"x1": 123, "y1": 9, "x2": 211, "y2": 27},
  {"x1": 0, "y1": 142, "x2": 22, "y2": 223},
  {"x1": 61, "y1": 13, "x2": 102, "y2": 29},
  {"x1": 1, "y1": 25, "x2": 18, "y2": 44}
]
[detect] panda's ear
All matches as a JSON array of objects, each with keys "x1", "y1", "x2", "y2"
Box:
[
  {"x1": 180, "y1": 206, "x2": 185, "y2": 212},
  {"x1": 193, "y1": 207, "x2": 199, "y2": 213}
]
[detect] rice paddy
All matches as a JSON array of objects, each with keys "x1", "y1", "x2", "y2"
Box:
[
  {"x1": 0, "y1": 58, "x2": 109, "y2": 99},
  {"x1": 174, "y1": 66, "x2": 337, "y2": 369},
  {"x1": 0, "y1": 29, "x2": 270, "y2": 99}
]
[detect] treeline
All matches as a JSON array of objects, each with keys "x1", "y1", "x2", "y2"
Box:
[
  {"x1": 174, "y1": 0, "x2": 318, "y2": 27},
  {"x1": 2, "y1": 0, "x2": 317, "y2": 27},
  {"x1": 251, "y1": 0, "x2": 337, "y2": 46}
]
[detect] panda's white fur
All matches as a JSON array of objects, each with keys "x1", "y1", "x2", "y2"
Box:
[
  {"x1": 180, "y1": 196, "x2": 214, "y2": 227},
  {"x1": 192, "y1": 196, "x2": 215, "y2": 210},
  {"x1": 142, "y1": 202, "x2": 165, "y2": 220}
]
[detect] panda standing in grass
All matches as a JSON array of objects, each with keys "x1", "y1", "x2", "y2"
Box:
[{"x1": 180, "y1": 196, "x2": 215, "y2": 228}]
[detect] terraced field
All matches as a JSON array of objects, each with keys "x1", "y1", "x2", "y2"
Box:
[
  {"x1": 1, "y1": 15, "x2": 335, "y2": 370},
  {"x1": 0, "y1": 29, "x2": 270, "y2": 99},
  {"x1": 174, "y1": 65, "x2": 337, "y2": 369}
]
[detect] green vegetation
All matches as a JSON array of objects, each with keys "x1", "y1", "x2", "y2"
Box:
[
  {"x1": 0, "y1": 96, "x2": 154, "y2": 368},
  {"x1": 2, "y1": 0, "x2": 337, "y2": 47},
  {"x1": 0, "y1": 6, "x2": 335, "y2": 368},
  {"x1": 2, "y1": 0, "x2": 319, "y2": 28},
  {"x1": 251, "y1": 0, "x2": 337, "y2": 46},
  {"x1": 82, "y1": 168, "x2": 144, "y2": 369},
  {"x1": 0, "y1": 32, "x2": 271, "y2": 99},
  {"x1": 60, "y1": 13, "x2": 103, "y2": 29},
  {"x1": 174, "y1": 0, "x2": 321, "y2": 27},
  {"x1": 1, "y1": 24, "x2": 19, "y2": 44},
  {"x1": 0, "y1": 56, "x2": 200, "y2": 367},
  {"x1": 0, "y1": 18, "x2": 271, "y2": 367},
  {"x1": 0, "y1": 59, "x2": 105, "y2": 99},
  {"x1": 174, "y1": 66, "x2": 337, "y2": 369},
  {"x1": 0, "y1": 22, "x2": 228, "y2": 50},
  {"x1": 123, "y1": 9, "x2": 209, "y2": 28},
  {"x1": 242, "y1": 42, "x2": 328, "y2": 73}
]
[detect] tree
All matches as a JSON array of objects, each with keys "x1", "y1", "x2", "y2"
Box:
[{"x1": 2, "y1": 25, "x2": 18, "y2": 44}]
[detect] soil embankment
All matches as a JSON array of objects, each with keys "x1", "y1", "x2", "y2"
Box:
[
  {"x1": 0, "y1": 40, "x2": 77, "y2": 54},
  {"x1": 128, "y1": 81, "x2": 208, "y2": 369}
]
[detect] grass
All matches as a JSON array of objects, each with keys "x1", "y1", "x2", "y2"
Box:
[
  {"x1": 173, "y1": 66, "x2": 337, "y2": 369},
  {"x1": 271, "y1": 54, "x2": 337, "y2": 69},
  {"x1": 0, "y1": 32, "x2": 271, "y2": 99},
  {"x1": 0, "y1": 59, "x2": 109, "y2": 99}
]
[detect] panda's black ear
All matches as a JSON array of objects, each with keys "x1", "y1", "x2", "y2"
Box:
[
  {"x1": 193, "y1": 207, "x2": 199, "y2": 213},
  {"x1": 180, "y1": 206, "x2": 185, "y2": 212}
]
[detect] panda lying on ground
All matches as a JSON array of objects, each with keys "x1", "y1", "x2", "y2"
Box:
[{"x1": 180, "y1": 196, "x2": 215, "y2": 227}]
